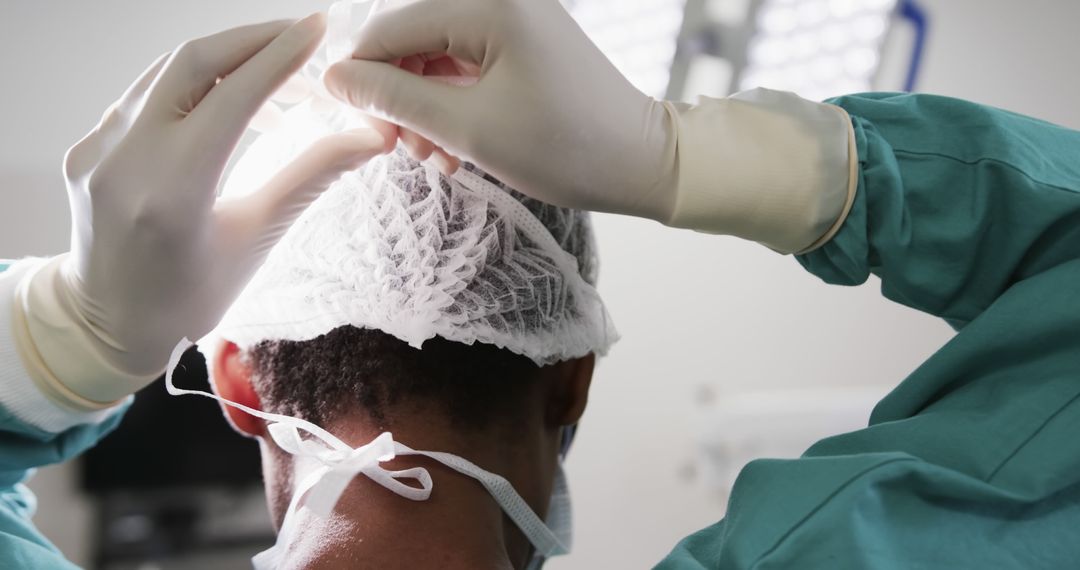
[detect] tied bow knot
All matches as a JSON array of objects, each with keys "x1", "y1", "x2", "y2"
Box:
[{"x1": 268, "y1": 424, "x2": 434, "y2": 518}]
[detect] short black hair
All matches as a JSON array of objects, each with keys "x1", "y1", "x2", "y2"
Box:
[
  {"x1": 246, "y1": 326, "x2": 541, "y2": 430},
  {"x1": 244, "y1": 155, "x2": 597, "y2": 430}
]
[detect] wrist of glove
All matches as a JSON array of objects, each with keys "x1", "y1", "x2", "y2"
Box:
[
  {"x1": 662, "y1": 88, "x2": 858, "y2": 255},
  {"x1": 13, "y1": 255, "x2": 158, "y2": 410}
]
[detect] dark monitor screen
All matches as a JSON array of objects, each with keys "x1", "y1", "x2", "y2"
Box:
[{"x1": 81, "y1": 346, "x2": 263, "y2": 492}]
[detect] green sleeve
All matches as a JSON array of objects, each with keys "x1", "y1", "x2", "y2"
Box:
[
  {"x1": 657, "y1": 94, "x2": 1080, "y2": 569},
  {"x1": 800, "y1": 92, "x2": 1080, "y2": 330},
  {"x1": 0, "y1": 406, "x2": 124, "y2": 569}
]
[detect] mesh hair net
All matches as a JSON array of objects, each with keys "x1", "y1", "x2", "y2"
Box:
[{"x1": 205, "y1": 94, "x2": 617, "y2": 366}]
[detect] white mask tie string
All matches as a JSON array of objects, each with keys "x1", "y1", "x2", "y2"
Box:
[
  {"x1": 164, "y1": 339, "x2": 567, "y2": 558},
  {"x1": 267, "y1": 425, "x2": 434, "y2": 515},
  {"x1": 163, "y1": 339, "x2": 433, "y2": 517}
]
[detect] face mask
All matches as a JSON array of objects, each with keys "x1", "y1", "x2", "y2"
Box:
[
  {"x1": 163, "y1": 340, "x2": 572, "y2": 569},
  {"x1": 525, "y1": 460, "x2": 572, "y2": 570}
]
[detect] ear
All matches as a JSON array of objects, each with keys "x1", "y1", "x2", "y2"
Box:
[
  {"x1": 546, "y1": 353, "x2": 596, "y2": 427},
  {"x1": 210, "y1": 339, "x2": 267, "y2": 438}
]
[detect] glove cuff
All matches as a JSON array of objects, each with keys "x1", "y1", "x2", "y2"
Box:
[
  {"x1": 14, "y1": 254, "x2": 158, "y2": 408},
  {"x1": 664, "y1": 88, "x2": 857, "y2": 254}
]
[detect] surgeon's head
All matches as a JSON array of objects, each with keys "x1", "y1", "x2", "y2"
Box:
[
  {"x1": 204, "y1": 148, "x2": 614, "y2": 569},
  {"x1": 211, "y1": 326, "x2": 594, "y2": 568}
]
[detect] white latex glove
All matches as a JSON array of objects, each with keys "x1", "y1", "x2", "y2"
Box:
[
  {"x1": 323, "y1": 0, "x2": 677, "y2": 221},
  {"x1": 14, "y1": 14, "x2": 392, "y2": 407},
  {"x1": 322, "y1": 0, "x2": 856, "y2": 254}
]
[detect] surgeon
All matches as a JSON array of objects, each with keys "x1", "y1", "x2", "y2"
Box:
[
  {"x1": 0, "y1": 11, "x2": 611, "y2": 568},
  {"x1": 2, "y1": 0, "x2": 1080, "y2": 566}
]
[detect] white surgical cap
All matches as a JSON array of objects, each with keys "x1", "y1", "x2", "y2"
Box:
[{"x1": 203, "y1": 94, "x2": 618, "y2": 366}]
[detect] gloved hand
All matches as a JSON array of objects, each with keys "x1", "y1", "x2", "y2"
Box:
[
  {"x1": 323, "y1": 0, "x2": 677, "y2": 221},
  {"x1": 322, "y1": 0, "x2": 856, "y2": 254},
  {"x1": 14, "y1": 13, "x2": 392, "y2": 407}
]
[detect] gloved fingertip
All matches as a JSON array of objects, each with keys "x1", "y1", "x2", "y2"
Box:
[
  {"x1": 430, "y1": 149, "x2": 461, "y2": 177},
  {"x1": 356, "y1": 125, "x2": 399, "y2": 154},
  {"x1": 321, "y1": 61, "x2": 349, "y2": 96},
  {"x1": 403, "y1": 130, "x2": 435, "y2": 161},
  {"x1": 295, "y1": 11, "x2": 328, "y2": 36},
  {"x1": 275, "y1": 12, "x2": 327, "y2": 56},
  {"x1": 357, "y1": 119, "x2": 399, "y2": 154},
  {"x1": 337, "y1": 128, "x2": 391, "y2": 158}
]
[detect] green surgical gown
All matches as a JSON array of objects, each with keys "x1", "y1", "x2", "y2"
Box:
[
  {"x1": 2, "y1": 93, "x2": 1080, "y2": 569},
  {"x1": 658, "y1": 93, "x2": 1080, "y2": 568}
]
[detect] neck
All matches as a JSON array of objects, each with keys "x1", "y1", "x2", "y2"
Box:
[{"x1": 262, "y1": 414, "x2": 557, "y2": 570}]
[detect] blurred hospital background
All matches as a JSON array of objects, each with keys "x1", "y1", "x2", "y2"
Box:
[{"x1": 2, "y1": 0, "x2": 1079, "y2": 568}]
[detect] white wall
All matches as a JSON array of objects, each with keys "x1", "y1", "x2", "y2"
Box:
[{"x1": 1, "y1": 0, "x2": 1077, "y2": 568}]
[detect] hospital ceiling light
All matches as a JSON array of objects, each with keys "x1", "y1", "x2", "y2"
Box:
[
  {"x1": 666, "y1": 0, "x2": 926, "y2": 102},
  {"x1": 565, "y1": 0, "x2": 689, "y2": 98},
  {"x1": 740, "y1": 0, "x2": 899, "y2": 101}
]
